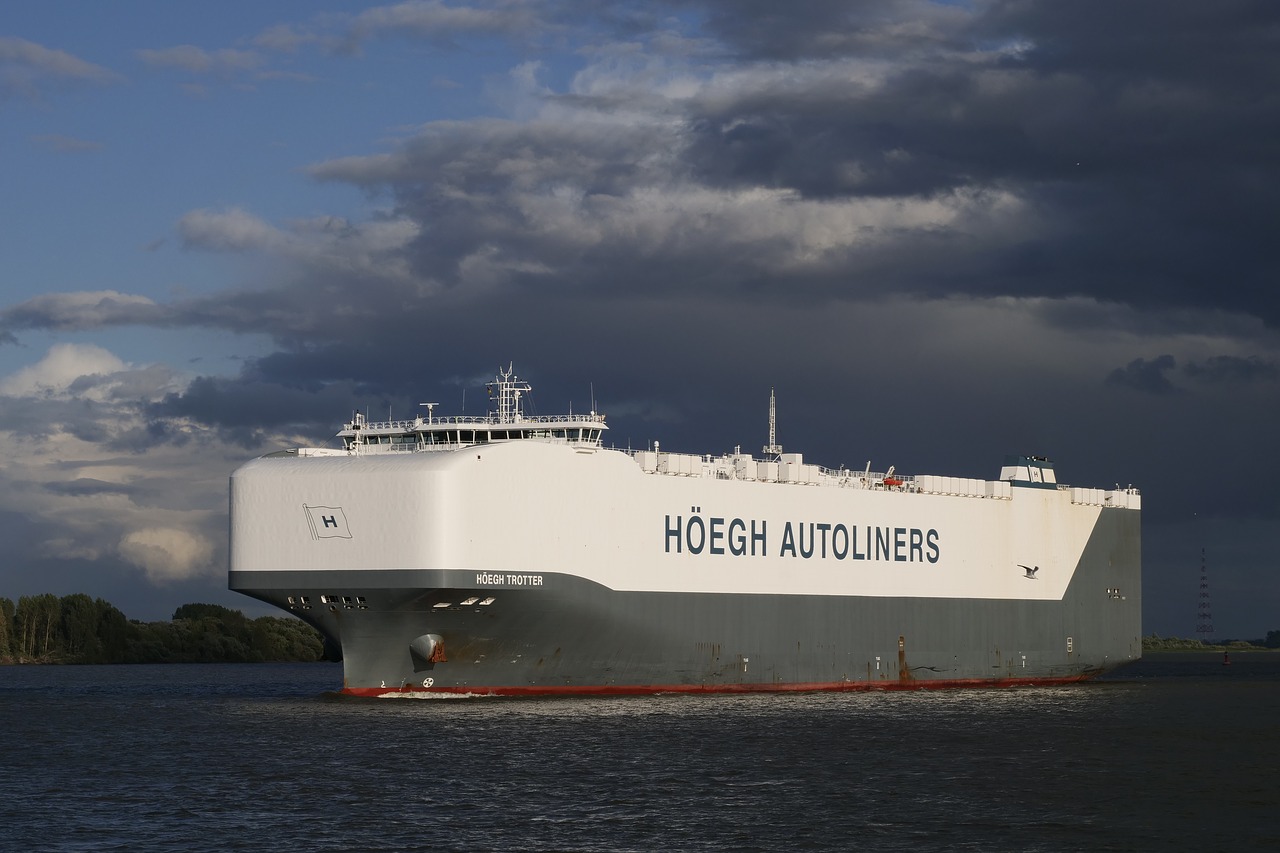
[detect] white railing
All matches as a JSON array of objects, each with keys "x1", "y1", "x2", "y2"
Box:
[
  {"x1": 346, "y1": 412, "x2": 607, "y2": 433},
  {"x1": 348, "y1": 434, "x2": 604, "y2": 454},
  {"x1": 621, "y1": 448, "x2": 923, "y2": 492},
  {"x1": 619, "y1": 449, "x2": 1136, "y2": 506}
]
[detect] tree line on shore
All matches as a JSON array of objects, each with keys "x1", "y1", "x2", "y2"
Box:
[
  {"x1": 0, "y1": 594, "x2": 328, "y2": 664},
  {"x1": 1143, "y1": 631, "x2": 1280, "y2": 651}
]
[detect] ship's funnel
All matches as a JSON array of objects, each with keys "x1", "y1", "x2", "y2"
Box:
[{"x1": 409, "y1": 633, "x2": 447, "y2": 670}]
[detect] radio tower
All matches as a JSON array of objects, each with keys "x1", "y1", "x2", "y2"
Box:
[
  {"x1": 763, "y1": 387, "x2": 783, "y2": 460},
  {"x1": 1195, "y1": 547, "x2": 1214, "y2": 639}
]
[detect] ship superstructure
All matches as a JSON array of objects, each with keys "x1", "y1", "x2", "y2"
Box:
[
  {"x1": 332, "y1": 365, "x2": 608, "y2": 456},
  {"x1": 230, "y1": 365, "x2": 1141, "y2": 696}
]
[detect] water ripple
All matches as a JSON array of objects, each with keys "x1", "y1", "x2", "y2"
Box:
[{"x1": 2, "y1": 660, "x2": 1278, "y2": 851}]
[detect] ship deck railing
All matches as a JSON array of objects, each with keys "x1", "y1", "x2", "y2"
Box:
[
  {"x1": 619, "y1": 447, "x2": 938, "y2": 493},
  {"x1": 345, "y1": 413, "x2": 607, "y2": 433},
  {"x1": 617, "y1": 448, "x2": 1140, "y2": 507},
  {"x1": 296, "y1": 432, "x2": 1141, "y2": 504},
  {"x1": 345, "y1": 435, "x2": 603, "y2": 454}
]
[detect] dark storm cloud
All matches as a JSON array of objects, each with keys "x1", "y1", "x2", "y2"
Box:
[
  {"x1": 146, "y1": 372, "x2": 373, "y2": 450},
  {"x1": 1183, "y1": 355, "x2": 1279, "y2": 384},
  {"x1": 307, "y1": 118, "x2": 680, "y2": 289},
  {"x1": 297, "y1": 0, "x2": 1280, "y2": 331},
  {"x1": 687, "y1": 0, "x2": 969, "y2": 61},
  {"x1": 672, "y1": 0, "x2": 1280, "y2": 319},
  {"x1": 2, "y1": 1, "x2": 1273, "y2": 347},
  {"x1": 0, "y1": 284, "x2": 381, "y2": 350},
  {"x1": 43, "y1": 478, "x2": 134, "y2": 498},
  {"x1": 0, "y1": 292, "x2": 165, "y2": 343},
  {"x1": 1105, "y1": 355, "x2": 1178, "y2": 394},
  {"x1": 39, "y1": 474, "x2": 214, "y2": 513},
  {"x1": 1094, "y1": 349, "x2": 1276, "y2": 404}
]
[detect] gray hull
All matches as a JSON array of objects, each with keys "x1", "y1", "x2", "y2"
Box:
[{"x1": 231, "y1": 500, "x2": 1140, "y2": 696}]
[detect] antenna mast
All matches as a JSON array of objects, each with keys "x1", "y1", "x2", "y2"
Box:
[
  {"x1": 763, "y1": 387, "x2": 783, "y2": 458},
  {"x1": 486, "y1": 363, "x2": 531, "y2": 424},
  {"x1": 1195, "y1": 547, "x2": 1214, "y2": 639}
]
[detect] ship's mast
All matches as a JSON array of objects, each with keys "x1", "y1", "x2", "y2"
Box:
[
  {"x1": 487, "y1": 363, "x2": 532, "y2": 424},
  {"x1": 763, "y1": 387, "x2": 783, "y2": 459}
]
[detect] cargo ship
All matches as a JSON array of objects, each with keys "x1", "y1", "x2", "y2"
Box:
[{"x1": 229, "y1": 365, "x2": 1141, "y2": 696}]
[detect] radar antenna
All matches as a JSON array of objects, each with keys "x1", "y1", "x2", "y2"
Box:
[
  {"x1": 763, "y1": 387, "x2": 783, "y2": 459},
  {"x1": 486, "y1": 363, "x2": 532, "y2": 424}
]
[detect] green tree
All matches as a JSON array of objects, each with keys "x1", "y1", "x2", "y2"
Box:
[
  {"x1": 0, "y1": 597, "x2": 14, "y2": 661},
  {"x1": 60, "y1": 593, "x2": 102, "y2": 662},
  {"x1": 14, "y1": 595, "x2": 35, "y2": 658},
  {"x1": 173, "y1": 602, "x2": 246, "y2": 624},
  {"x1": 248, "y1": 616, "x2": 325, "y2": 662},
  {"x1": 3, "y1": 593, "x2": 325, "y2": 663},
  {"x1": 96, "y1": 600, "x2": 131, "y2": 662},
  {"x1": 15, "y1": 593, "x2": 61, "y2": 659}
]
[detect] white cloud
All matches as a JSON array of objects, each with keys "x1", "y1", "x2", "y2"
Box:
[
  {"x1": 180, "y1": 206, "x2": 421, "y2": 287},
  {"x1": 349, "y1": 0, "x2": 537, "y2": 41},
  {"x1": 136, "y1": 45, "x2": 263, "y2": 75},
  {"x1": 0, "y1": 344, "x2": 279, "y2": 590},
  {"x1": 0, "y1": 343, "x2": 128, "y2": 399},
  {"x1": 179, "y1": 208, "x2": 287, "y2": 252},
  {"x1": 118, "y1": 527, "x2": 216, "y2": 582},
  {"x1": 251, "y1": 23, "x2": 319, "y2": 54},
  {"x1": 0, "y1": 36, "x2": 122, "y2": 99}
]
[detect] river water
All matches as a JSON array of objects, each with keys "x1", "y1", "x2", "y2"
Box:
[{"x1": 2, "y1": 653, "x2": 1277, "y2": 851}]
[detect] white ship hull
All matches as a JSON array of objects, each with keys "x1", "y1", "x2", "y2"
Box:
[{"x1": 230, "y1": 440, "x2": 1141, "y2": 695}]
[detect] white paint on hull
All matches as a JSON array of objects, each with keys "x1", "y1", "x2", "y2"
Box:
[{"x1": 230, "y1": 441, "x2": 1136, "y2": 603}]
